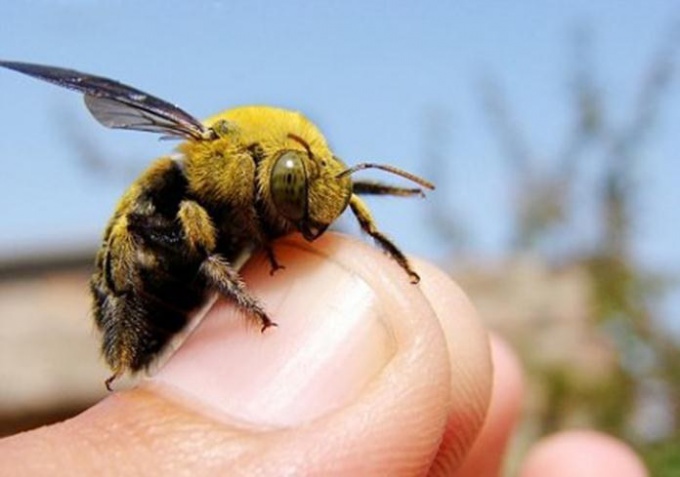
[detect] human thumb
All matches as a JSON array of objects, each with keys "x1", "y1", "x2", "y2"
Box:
[{"x1": 0, "y1": 233, "x2": 491, "y2": 476}]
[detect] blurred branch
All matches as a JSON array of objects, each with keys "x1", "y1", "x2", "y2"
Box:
[
  {"x1": 608, "y1": 22, "x2": 680, "y2": 170},
  {"x1": 479, "y1": 75, "x2": 570, "y2": 251},
  {"x1": 598, "y1": 22, "x2": 680, "y2": 257},
  {"x1": 478, "y1": 22, "x2": 679, "y2": 258},
  {"x1": 557, "y1": 25, "x2": 602, "y2": 178},
  {"x1": 479, "y1": 75, "x2": 533, "y2": 177}
]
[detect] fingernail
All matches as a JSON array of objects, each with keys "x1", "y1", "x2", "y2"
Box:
[{"x1": 151, "y1": 241, "x2": 397, "y2": 427}]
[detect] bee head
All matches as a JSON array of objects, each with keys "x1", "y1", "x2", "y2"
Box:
[
  {"x1": 269, "y1": 136, "x2": 352, "y2": 241},
  {"x1": 268, "y1": 133, "x2": 434, "y2": 242}
]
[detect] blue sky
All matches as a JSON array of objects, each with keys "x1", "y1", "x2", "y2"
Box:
[{"x1": 1, "y1": 2, "x2": 679, "y2": 328}]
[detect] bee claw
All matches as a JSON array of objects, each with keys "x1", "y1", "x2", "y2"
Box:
[
  {"x1": 269, "y1": 263, "x2": 286, "y2": 276},
  {"x1": 261, "y1": 320, "x2": 278, "y2": 333},
  {"x1": 266, "y1": 247, "x2": 285, "y2": 276},
  {"x1": 105, "y1": 372, "x2": 120, "y2": 392},
  {"x1": 409, "y1": 271, "x2": 421, "y2": 284}
]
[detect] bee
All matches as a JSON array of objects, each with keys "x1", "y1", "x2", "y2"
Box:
[{"x1": 0, "y1": 60, "x2": 434, "y2": 389}]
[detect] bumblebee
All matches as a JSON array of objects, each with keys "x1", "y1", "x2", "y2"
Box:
[{"x1": 0, "y1": 61, "x2": 434, "y2": 389}]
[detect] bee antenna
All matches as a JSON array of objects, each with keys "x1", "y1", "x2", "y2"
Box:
[{"x1": 336, "y1": 163, "x2": 435, "y2": 190}]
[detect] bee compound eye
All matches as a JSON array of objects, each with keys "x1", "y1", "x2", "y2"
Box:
[{"x1": 270, "y1": 151, "x2": 308, "y2": 221}]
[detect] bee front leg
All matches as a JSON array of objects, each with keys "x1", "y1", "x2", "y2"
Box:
[
  {"x1": 254, "y1": 209, "x2": 285, "y2": 275},
  {"x1": 264, "y1": 245, "x2": 285, "y2": 276},
  {"x1": 352, "y1": 180, "x2": 426, "y2": 197},
  {"x1": 348, "y1": 194, "x2": 420, "y2": 284}
]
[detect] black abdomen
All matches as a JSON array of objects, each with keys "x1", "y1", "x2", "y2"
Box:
[{"x1": 91, "y1": 158, "x2": 209, "y2": 375}]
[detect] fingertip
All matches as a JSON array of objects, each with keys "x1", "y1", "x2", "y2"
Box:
[
  {"x1": 410, "y1": 259, "x2": 496, "y2": 473},
  {"x1": 488, "y1": 333, "x2": 525, "y2": 416},
  {"x1": 450, "y1": 334, "x2": 524, "y2": 477},
  {"x1": 520, "y1": 430, "x2": 648, "y2": 477},
  {"x1": 414, "y1": 259, "x2": 494, "y2": 409}
]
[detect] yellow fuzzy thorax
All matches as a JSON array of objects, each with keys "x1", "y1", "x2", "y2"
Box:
[{"x1": 206, "y1": 105, "x2": 331, "y2": 155}]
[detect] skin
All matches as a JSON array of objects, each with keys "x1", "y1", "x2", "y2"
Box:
[{"x1": 0, "y1": 233, "x2": 648, "y2": 476}]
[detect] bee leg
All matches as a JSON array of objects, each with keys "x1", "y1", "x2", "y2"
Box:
[
  {"x1": 176, "y1": 200, "x2": 276, "y2": 328},
  {"x1": 177, "y1": 198, "x2": 262, "y2": 337},
  {"x1": 91, "y1": 272, "x2": 138, "y2": 389},
  {"x1": 165, "y1": 200, "x2": 277, "y2": 326},
  {"x1": 348, "y1": 194, "x2": 420, "y2": 284},
  {"x1": 105, "y1": 372, "x2": 120, "y2": 392},
  {"x1": 200, "y1": 254, "x2": 277, "y2": 331},
  {"x1": 352, "y1": 180, "x2": 426, "y2": 198},
  {"x1": 177, "y1": 200, "x2": 217, "y2": 254},
  {"x1": 265, "y1": 245, "x2": 285, "y2": 276},
  {"x1": 127, "y1": 201, "x2": 215, "y2": 255}
]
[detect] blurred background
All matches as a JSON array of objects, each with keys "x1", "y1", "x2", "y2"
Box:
[{"x1": 0, "y1": 1, "x2": 678, "y2": 474}]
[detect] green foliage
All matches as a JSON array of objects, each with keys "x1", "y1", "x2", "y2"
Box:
[{"x1": 642, "y1": 435, "x2": 680, "y2": 477}]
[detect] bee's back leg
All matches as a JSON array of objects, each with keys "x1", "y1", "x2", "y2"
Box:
[
  {"x1": 91, "y1": 270, "x2": 190, "y2": 389},
  {"x1": 91, "y1": 272, "x2": 126, "y2": 388},
  {"x1": 91, "y1": 273, "x2": 137, "y2": 387}
]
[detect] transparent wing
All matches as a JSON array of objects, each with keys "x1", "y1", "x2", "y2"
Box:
[
  {"x1": 83, "y1": 95, "x2": 202, "y2": 138},
  {"x1": 0, "y1": 60, "x2": 210, "y2": 140}
]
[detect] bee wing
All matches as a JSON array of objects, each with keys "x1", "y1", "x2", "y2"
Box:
[
  {"x1": 0, "y1": 60, "x2": 210, "y2": 141},
  {"x1": 82, "y1": 95, "x2": 202, "y2": 140}
]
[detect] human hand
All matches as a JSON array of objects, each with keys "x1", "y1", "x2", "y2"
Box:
[{"x1": 0, "y1": 233, "x2": 647, "y2": 476}]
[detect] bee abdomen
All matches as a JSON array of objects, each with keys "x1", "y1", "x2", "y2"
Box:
[{"x1": 91, "y1": 268, "x2": 205, "y2": 374}]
